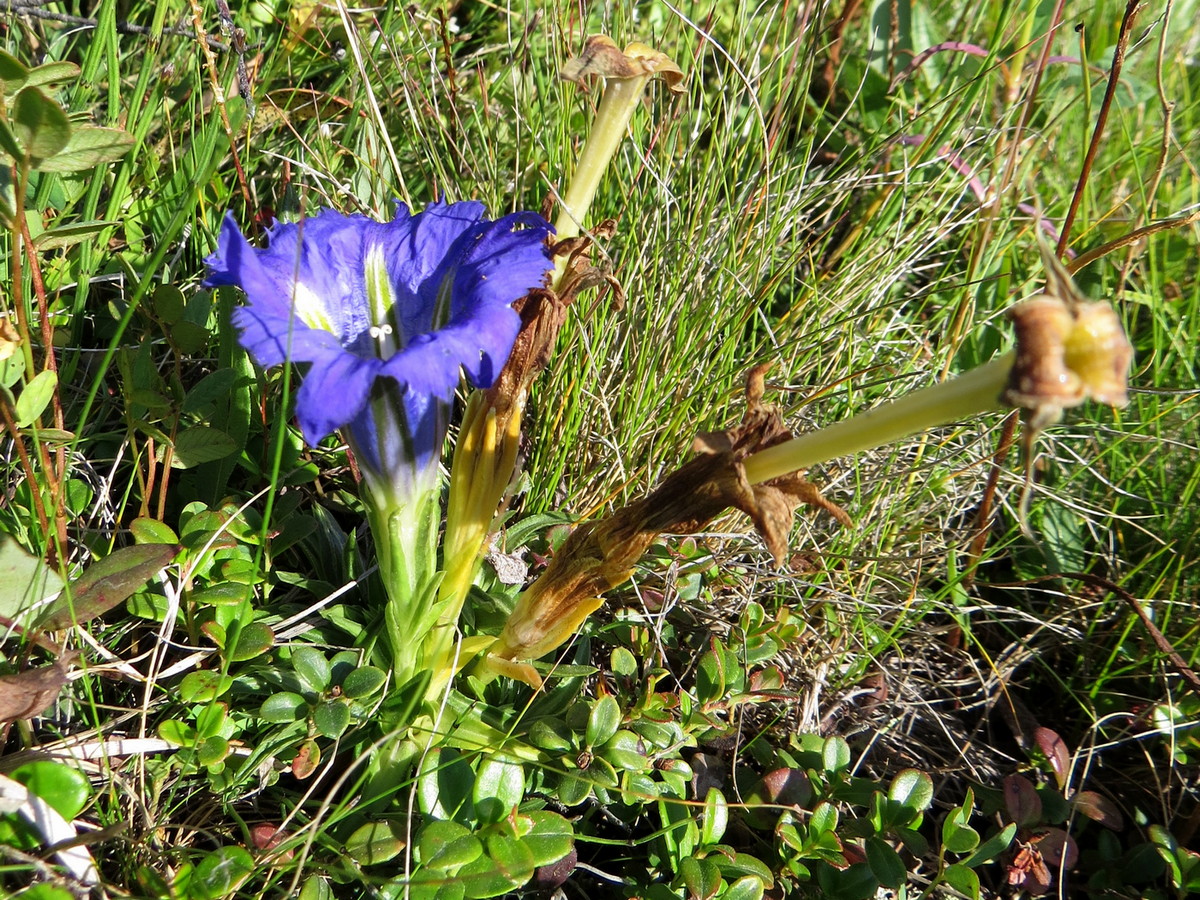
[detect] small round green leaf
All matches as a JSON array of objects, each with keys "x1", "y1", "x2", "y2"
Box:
[
  {"x1": 473, "y1": 754, "x2": 524, "y2": 824},
  {"x1": 157, "y1": 719, "x2": 198, "y2": 748},
  {"x1": 889, "y1": 768, "x2": 933, "y2": 814},
  {"x1": 225, "y1": 621, "x2": 273, "y2": 662},
  {"x1": 260, "y1": 692, "x2": 308, "y2": 723},
  {"x1": 341, "y1": 666, "x2": 386, "y2": 699},
  {"x1": 344, "y1": 820, "x2": 405, "y2": 866},
  {"x1": 291, "y1": 647, "x2": 331, "y2": 693},
  {"x1": 187, "y1": 845, "x2": 254, "y2": 900},
  {"x1": 14, "y1": 369, "x2": 57, "y2": 428},
  {"x1": 943, "y1": 863, "x2": 980, "y2": 900},
  {"x1": 177, "y1": 672, "x2": 234, "y2": 705},
  {"x1": 12, "y1": 87, "x2": 71, "y2": 160},
  {"x1": 11, "y1": 761, "x2": 89, "y2": 819},
  {"x1": 312, "y1": 700, "x2": 351, "y2": 739}
]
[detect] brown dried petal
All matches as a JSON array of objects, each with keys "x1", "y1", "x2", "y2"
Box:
[
  {"x1": 0, "y1": 652, "x2": 79, "y2": 724},
  {"x1": 560, "y1": 35, "x2": 684, "y2": 93}
]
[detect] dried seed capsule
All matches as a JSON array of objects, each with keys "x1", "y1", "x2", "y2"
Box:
[{"x1": 1065, "y1": 302, "x2": 1133, "y2": 407}]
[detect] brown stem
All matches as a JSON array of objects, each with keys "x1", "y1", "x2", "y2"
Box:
[
  {"x1": 964, "y1": 410, "x2": 1019, "y2": 587},
  {"x1": 1057, "y1": 0, "x2": 1144, "y2": 257}
]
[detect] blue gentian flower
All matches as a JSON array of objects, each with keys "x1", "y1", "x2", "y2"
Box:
[{"x1": 204, "y1": 200, "x2": 554, "y2": 504}]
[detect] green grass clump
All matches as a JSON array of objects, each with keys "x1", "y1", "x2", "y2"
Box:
[{"x1": 1, "y1": 1, "x2": 1198, "y2": 898}]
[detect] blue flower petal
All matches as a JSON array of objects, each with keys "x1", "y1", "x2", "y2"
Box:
[{"x1": 204, "y1": 200, "x2": 553, "y2": 498}]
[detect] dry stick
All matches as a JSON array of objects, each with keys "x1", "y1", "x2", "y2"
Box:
[
  {"x1": 0, "y1": 1, "x2": 228, "y2": 50},
  {"x1": 1049, "y1": 572, "x2": 1200, "y2": 703},
  {"x1": 1067, "y1": 211, "x2": 1200, "y2": 273},
  {"x1": 185, "y1": 0, "x2": 253, "y2": 215},
  {"x1": 1056, "y1": 0, "x2": 1144, "y2": 259},
  {"x1": 18, "y1": 217, "x2": 69, "y2": 557},
  {"x1": 963, "y1": 410, "x2": 1018, "y2": 588}
]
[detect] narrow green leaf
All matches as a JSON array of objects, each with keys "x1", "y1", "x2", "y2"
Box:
[
  {"x1": 32, "y1": 219, "x2": 119, "y2": 251},
  {"x1": 38, "y1": 543, "x2": 177, "y2": 630},
  {"x1": 32, "y1": 124, "x2": 134, "y2": 173},
  {"x1": 170, "y1": 426, "x2": 239, "y2": 468},
  {"x1": 962, "y1": 822, "x2": 1017, "y2": 867},
  {"x1": 22, "y1": 61, "x2": 81, "y2": 89},
  {"x1": 700, "y1": 787, "x2": 728, "y2": 846}
]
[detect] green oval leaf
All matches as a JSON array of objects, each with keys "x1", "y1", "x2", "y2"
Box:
[
  {"x1": 179, "y1": 671, "x2": 233, "y2": 703},
  {"x1": 341, "y1": 666, "x2": 386, "y2": 699},
  {"x1": 865, "y1": 836, "x2": 906, "y2": 888},
  {"x1": 157, "y1": 719, "x2": 197, "y2": 747},
  {"x1": 585, "y1": 694, "x2": 621, "y2": 748},
  {"x1": 129, "y1": 516, "x2": 180, "y2": 545},
  {"x1": 312, "y1": 700, "x2": 350, "y2": 739},
  {"x1": 187, "y1": 846, "x2": 254, "y2": 900},
  {"x1": 12, "y1": 86, "x2": 71, "y2": 160},
  {"x1": 473, "y1": 754, "x2": 524, "y2": 824},
  {"x1": 38, "y1": 543, "x2": 178, "y2": 630},
  {"x1": 290, "y1": 647, "x2": 330, "y2": 693},
  {"x1": 889, "y1": 768, "x2": 933, "y2": 814},
  {"x1": 344, "y1": 820, "x2": 406, "y2": 866},
  {"x1": 724, "y1": 876, "x2": 765, "y2": 900},
  {"x1": 700, "y1": 787, "x2": 728, "y2": 846},
  {"x1": 14, "y1": 369, "x2": 57, "y2": 428},
  {"x1": 171, "y1": 426, "x2": 239, "y2": 469},
  {"x1": 259, "y1": 692, "x2": 307, "y2": 723},
  {"x1": 11, "y1": 761, "x2": 90, "y2": 819},
  {"x1": 944, "y1": 863, "x2": 980, "y2": 899},
  {"x1": 225, "y1": 621, "x2": 273, "y2": 662}
]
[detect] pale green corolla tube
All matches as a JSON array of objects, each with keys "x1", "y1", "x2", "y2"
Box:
[{"x1": 742, "y1": 353, "x2": 1016, "y2": 485}]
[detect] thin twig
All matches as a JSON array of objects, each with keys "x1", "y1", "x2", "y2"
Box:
[
  {"x1": 1057, "y1": 0, "x2": 1145, "y2": 257},
  {"x1": 0, "y1": 0, "x2": 229, "y2": 51}
]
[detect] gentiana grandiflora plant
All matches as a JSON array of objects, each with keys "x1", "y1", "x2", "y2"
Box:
[
  {"x1": 204, "y1": 36, "x2": 683, "y2": 721},
  {"x1": 477, "y1": 241, "x2": 1133, "y2": 686}
]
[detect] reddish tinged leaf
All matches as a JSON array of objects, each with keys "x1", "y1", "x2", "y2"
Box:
[
  {"x1": 1004, "y1": 774, "x2": 1043, "y2": 827},
  {"x1": 0, "y1": 652, "x2": 79, "y2": 723},
  {"x1": 1034, "y1": 726, "x2": 1071, "y2": 789},
  {"x1": 1072, "y1": 790, "x2": 1124, "y2": 829},
  {"x1": 1038, "y1": 828, "x2": 1079, "y2": 869},
  {"x1": 38, "y1": 544, "x2": 178, "y2": 630}
]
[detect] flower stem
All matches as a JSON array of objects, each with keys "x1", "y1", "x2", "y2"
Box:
[{"x1": 742, "y1": 353, "x2": 1015, "y2": 485}]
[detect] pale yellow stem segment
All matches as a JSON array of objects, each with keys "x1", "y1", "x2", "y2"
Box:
[{"x1": 742, "y1": 353, "x2": 1016, "y2": 485}]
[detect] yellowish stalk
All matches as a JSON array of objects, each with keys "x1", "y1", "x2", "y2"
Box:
[{"x1": 742, "y1": 353, "x2": 1015, "y2": 485}]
